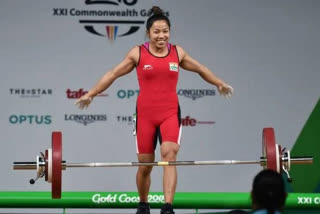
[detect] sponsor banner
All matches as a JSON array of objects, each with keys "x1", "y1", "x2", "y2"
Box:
[
  {"x1": 297, "y1": 196, "x2": 320, "y2": 205},
  {"x1": 90, "y1": 193, "x2": 320, "y2": 207},
  {"x1": 52, "y1": 0, "x2": 169, "y2": 42},
  {"x1": 116, "y1": 89, "x2": 216, "y2": 100},
  {"x1": 117, "y1": 89, "x2": 140, "y2": 99},
  {"x1": 9, "y1": 88, "x2": 52, "y2": 98},
  {"x1": 177, "y1": 89, "x2": 216, "y2": 100},
  {"x1": 92, "y1": 193, "x2": 164, "y2": 204},
  {"x1": 115, "y1": 115, "x2": 214, "y2": 127},
  {"x1": 9, "y1": 115, "x2": 52, "y2": 125},
  {"x1": 66, "y1": 88, "x2": 108, "y2": 99},
  {"x1": 181, "y1": 116, "x2": 215, "y2": 127},
  {"x1": 65, "y1": 114, "x2": 107, "y2": 126},
  {"x1": 116, "y1": 115, "x2": 134, "y2": 125},
  {"x1": 89, "y1": 192, "x2": 320, "y2": 206}
]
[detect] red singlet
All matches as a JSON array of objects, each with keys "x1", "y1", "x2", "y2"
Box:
[{"x1": 135, "y1": 42, "x2": 182, "y2": 154}]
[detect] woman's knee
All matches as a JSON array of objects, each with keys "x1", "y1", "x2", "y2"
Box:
[
  {"x1": 161, "y1": 142, "x2": 179, "y2": 161},
  {"x1": 138, "y1": 166, "x2": 153, "y2": 175}
]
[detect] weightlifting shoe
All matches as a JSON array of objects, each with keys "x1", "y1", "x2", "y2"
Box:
[
  {"x1": 160, "y1": 203, "x2": 175, "y2": 214},
  {"x1": 136, "y1": 202, "x2": 150, "y2": 214}
]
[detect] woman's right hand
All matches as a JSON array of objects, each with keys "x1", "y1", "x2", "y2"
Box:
[{"x1": 75, "y1": 94, "x2": 93, "y2": 109}]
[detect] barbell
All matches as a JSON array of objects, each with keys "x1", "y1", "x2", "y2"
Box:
[{"x1": 13, "y1": 127, "x2": 313, "y2": 199}]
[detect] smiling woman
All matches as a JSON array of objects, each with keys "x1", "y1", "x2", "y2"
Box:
[{"x1": 75, "y1": 5, "x2": 233, "y2": 214}]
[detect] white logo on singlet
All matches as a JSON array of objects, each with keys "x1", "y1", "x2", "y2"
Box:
[
  {"x1": 143, "y1": 65, "x2": 153, "y2": 70},
  {"x1": 169, "y1": 62, "x2": 179, "y2": 72}
]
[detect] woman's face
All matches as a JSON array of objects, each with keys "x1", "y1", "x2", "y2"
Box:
[{"x1": 147, "y1": 20, "x2": 170, "y2": 49}]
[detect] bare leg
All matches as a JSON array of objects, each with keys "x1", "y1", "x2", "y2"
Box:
[
  {"x1": 161, "y1": 141, "x2": 180, "y2": 204},
  {"x1": 136, "y1": 153, "x2": 155, "y2": 202}
]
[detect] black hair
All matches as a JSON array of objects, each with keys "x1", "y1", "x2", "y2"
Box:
[
  {"x1": 146, "y1": 6, "x2": 170, "y2": 31},
  {"x1": 252, "y1": 170, "x2": 287, "y2": 214}
]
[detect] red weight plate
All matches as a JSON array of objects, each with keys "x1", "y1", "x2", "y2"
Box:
[
  {"x1": 52, "y1": 132, "x2": 62, "y2": 199},
  {"x1": 45, "y1": 150, "x2": 48, "y2": 181},
  {"x1": 262, "y1": 127, "x2": 277, "y2": 171}
]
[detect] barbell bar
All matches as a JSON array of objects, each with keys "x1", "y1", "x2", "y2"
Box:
[{"x1": 13, "y1": 127, "x2": 313, "y2": 199}]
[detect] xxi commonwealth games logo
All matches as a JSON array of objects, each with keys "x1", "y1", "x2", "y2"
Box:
[{"x1": 52, "y1": 0, "x2": 169, "y2": 41}]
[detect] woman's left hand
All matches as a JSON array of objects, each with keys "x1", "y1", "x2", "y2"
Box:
[{"x1": 218, "y1": 83, "x2": 233, "y2": 98}]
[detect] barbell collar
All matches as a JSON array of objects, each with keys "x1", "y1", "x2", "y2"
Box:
[{"x1": 13, "y1": 161, "x2": 66, "y2": 170}]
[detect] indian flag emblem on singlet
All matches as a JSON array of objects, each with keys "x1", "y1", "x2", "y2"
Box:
[{"x1": 169, "y1": 62, "x2": 179, "y2": 72}]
